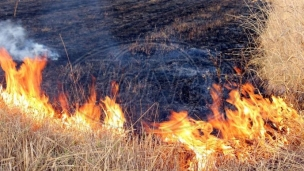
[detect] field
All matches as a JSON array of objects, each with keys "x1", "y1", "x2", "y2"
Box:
[{"x1": 1, "y1": 0, "x2": 304, "y2": 170}]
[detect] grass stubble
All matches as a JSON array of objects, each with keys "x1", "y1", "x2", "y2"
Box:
[{"x1": 2, "y1": 0, "x2": 304, "y2": 170}]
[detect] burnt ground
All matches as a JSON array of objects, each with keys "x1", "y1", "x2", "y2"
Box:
[{"x1": 0, "y1": 0, "x2": 265, "y2": 128}]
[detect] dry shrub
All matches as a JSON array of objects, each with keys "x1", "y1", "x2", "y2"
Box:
[{"x1": 250, "y1": 0, "x2": 304, "y2": 100}]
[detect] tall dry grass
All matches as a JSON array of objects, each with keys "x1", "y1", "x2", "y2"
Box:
[
  {"x1": 1, "y1": 101, "x2": 304, "y2": 171},
  {"x1": 0, "y1": 102, "x2": 190, "y2": 171},
  {"x1": 250, "y1": 0, "x2": 304, "y2": 107}
]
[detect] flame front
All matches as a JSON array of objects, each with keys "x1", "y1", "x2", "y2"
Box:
[
  {"x1": 145, "y1": 83, "x2": 304, "y2": 170},
  {"x1": 0, "y1": 48, "x2": 125, "y2": 132},
  {"x1": 145, "y1": 110, "x2": 232, "y2": 169},
  {"x1": 1, "y1": 47, "x2": 303, "y2": 170}
]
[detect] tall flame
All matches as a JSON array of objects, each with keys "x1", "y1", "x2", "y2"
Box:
[
  {"x1": 145, "y1": 83, "x2": 304, "y2": 170},
  {"x1": 0, "y1": 48, "x2": 125, "y2": 132},
  {"x1": 0, "y1": 48, "x2": 54, "y2": 119},
  {"x1": 102, "y1": 82, "x2": 126, "y2": 130}
]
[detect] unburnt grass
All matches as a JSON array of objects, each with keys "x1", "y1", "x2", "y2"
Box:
[{"x1": 249, "y1": 0, "x2": 304, "y2": 110}]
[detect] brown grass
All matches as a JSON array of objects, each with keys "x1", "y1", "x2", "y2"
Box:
[
  {"x1": 0, "y1": 103, "x2": 188, "y2": 171},
  {"x1": 1, "y1": 100, "x2": 304, "y2": 171},
  {"x1": 249, "y1": 0, "x2": 304, "y2": 105}
]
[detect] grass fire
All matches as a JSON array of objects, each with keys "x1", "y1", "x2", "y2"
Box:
[
  {"x1": 1, "y1": 0, "x2": 304, "y2": 170},
  {"x1": 0, "y1": 48, "x2": 125, "y2": 132},
  {"x1": 0, "y1": 46, "x2": 304, "y2": 170}
]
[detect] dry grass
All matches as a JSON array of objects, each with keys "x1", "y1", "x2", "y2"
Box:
[
  {"x1": 1, "y1": 101, "x2": 304, "y2": 171},
  {"x1": 0, "y1": 102, "x2": 189, "y2": 171},
  {"x1": 249, "y1": 0, "x2": 304, "y2": 106}
]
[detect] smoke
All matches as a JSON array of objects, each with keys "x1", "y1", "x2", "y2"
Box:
[{"x1": 0, "y1": 20, "x2": 59, "y2": 60}]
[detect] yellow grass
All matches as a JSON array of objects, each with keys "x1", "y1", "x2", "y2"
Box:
[
  {"x1": 1, "y1": 100, "x2": 304, "y2": 171},
  {"x1": 250, "y1": 0, "x2": 304, "y2": 100},
  {"x1": 0, "y1": 103, "x2": 186, "y2": 171}
]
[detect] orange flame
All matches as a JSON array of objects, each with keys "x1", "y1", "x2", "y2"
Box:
[
  {"x1": 145, "y1": 83, "x2": 303, "y2": 170},
  {"x1": 102, "y1": 82, "x2": 126, "y2": 131},
  {"x1": 1, "y1": 47, "x2": 304, "y2": 170},
  {"x1": 60, "y1": 80, "x2": 102, "y2": 130},
  {"x1": 0, "y1": 48, "x2": 54, "y2": 119},
  {"x1": 0, "y1": 48, "x2": 125, "y2": 132}
]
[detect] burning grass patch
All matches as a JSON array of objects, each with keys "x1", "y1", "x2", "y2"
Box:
[
  {"x1": 1, "y1": 101, "x2": 304, "y2": 170},
  {"x1": 1, "y1": 0, "x2": 304, "y2": 170},
  {"x1": 0, "y1": 106, "x2": 185, "y2": 171},
  {"x1": 0, "y1": 51, "x2": 304, "y2": 170}
]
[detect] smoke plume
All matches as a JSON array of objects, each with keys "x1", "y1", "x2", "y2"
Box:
[{"x1": 0, "y1": 20, "x2": 59, "y2": 60}]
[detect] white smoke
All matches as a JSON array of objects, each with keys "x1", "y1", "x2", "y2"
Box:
[{"x1": 0, "y1": 20, "x2": 59, "y2": 60}]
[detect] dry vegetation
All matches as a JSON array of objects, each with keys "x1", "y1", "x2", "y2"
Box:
[
  {"x1": 1, "y1": 101, "x2": 304, "y2": 171},
  {"x1": 250, "y1": 0, "x2": 304, "y2": 108},
  {"x1": 0, "y1": 103, "x2": 187, "y2": 171},
  {"x1": 1, "y1": 0, "x2": 304, "y2": 170}
]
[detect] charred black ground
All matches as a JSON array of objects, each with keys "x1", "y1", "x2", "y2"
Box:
[{"x1": 0, "y1": 0, "x2": 265, "y2": 128}]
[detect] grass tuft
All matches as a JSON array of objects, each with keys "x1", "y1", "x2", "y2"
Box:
[{"x1": 249, "y1": 0, "x2": 304, "y2": 108}]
